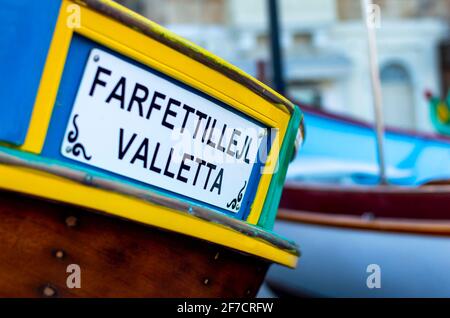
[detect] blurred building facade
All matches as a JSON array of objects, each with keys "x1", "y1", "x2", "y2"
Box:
[{"x1": 117, "y1": 0, "x2": 450, "y2": 132}]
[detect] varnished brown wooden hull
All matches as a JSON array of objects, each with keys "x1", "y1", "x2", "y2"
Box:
[
  {"x1": 0, "y1": 190, "x2": 268, "y2": 298},
  {"x1": 270, "y1": 182, "x2": 450, "y2": 297},
  {"x1": 280, "y1": 182, "x2": 450, "y2": 221},
  {"x1": 278, "y1": 183, "x2": 450, "y2": 235}
]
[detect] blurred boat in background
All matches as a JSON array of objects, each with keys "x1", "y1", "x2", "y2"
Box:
[
  {"x1": 264, "y1": 104, "x2": 450, "y2": 297},
  {"x1": 0, "y1": 0, "x2": 301, "y2": 297},
  {"x1": 287, "y1": 103, "x2": 450, "y2": 186}
]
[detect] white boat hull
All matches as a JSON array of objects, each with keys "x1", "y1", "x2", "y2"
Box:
[{"x1": 266, "y1": 220, "x2": 450, "y2": 297}]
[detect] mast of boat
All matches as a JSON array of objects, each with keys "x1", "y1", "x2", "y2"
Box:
[
  {"x1": 361, "y1": 0, "x2": 387, "y2": 185},
  {"x1": 268, "y1": 0, "x2": 286, "y2": 95}
]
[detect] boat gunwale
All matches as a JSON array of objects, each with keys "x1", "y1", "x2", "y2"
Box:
[
  {"x1": 284, "y1": 181, "x2": 450, "y2": 194},
  {"x1": 297, "y1": 101, "x2": 450, "y2": 144},
  {"x1": 0, "y1": 148, "x2": 299, "y2": 257},
  {"x1": 76, "y1": 0, "x2": 296, "y2": 115},
  {"x1": 278, "y1": 208, "x2": 450, "y2": 237}
]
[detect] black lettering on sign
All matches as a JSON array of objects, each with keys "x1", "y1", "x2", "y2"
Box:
[
  {"x1": 162, "y1": 98, "x2": 181, "y2": 130},
  {"x1": 177, "y1": 153, "x2": 194, "y2": 183},
  {"x1": 149, "y1": 142, "x2": 162, "y2": 173},
  {"x1": 127, "y1": 83, "x2": 149, "y2": 117},
  {"x1": 201, "y1": 116, "x2": 212, "y2": 142},
  {"x1": 146, "y1": 91, "x2": 165, "y2": 119},
  {"x1": 193, "y1": 158, "x2": 207, "y2": 186},
  {"x1": 210, "y1": 168, "x2": 223, "y2": 195},
  {"x1": 106, "y1": 77, "x2": 127, "y2": 109},
  {"x1": 236, "y1": 135, "x2": 253, "y2": 164},
  {"x1": 130, "y1": 137, "x2": 149, "y2": 168},
  {"x1": 89, "y1": 66, "x2": 111, "y2": 97},
  {"x1": 181, "y1": 104, "x2": 195, "y2": 133},
  {"x1": 206, "y1": 119, "x2": 217, "y2": 148},
  {"x1": 243, "y1": 137, "x2": 253, "y2": 164},
  {"x1": 217, "y1": 124, "x2": 227, "y2": 152},
  {"x1": 164, "y1": 148, "x2": 175, "y2": 178},
  {"x1": 227, "y1": 129, "x2": 241, "y2": 157},
  {"x1": 203, "y1": 162, "x2": 217, "y2": 190},
  {"x1": 118, "y1": 128, "x2": 137, "y2": 160},
  {"x1": 193, "y1": 110, "x2": 207, "y2": 139},
  {"x1": 117, "y1": 129, "x2": 231, "y2": 194}
]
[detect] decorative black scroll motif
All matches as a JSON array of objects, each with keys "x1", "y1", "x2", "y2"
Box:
[
  {"x1": 226, "y1": 181, "x2": 247, "y2": 212},
  {"x1": 66, "y1": 114, "x2": 92, "y2": 161}
]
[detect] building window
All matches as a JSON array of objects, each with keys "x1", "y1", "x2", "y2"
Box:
[
  {"x1": 380, "y1": 63, "x2": 416, "y2": 130},
  {"x1": 292, "y1": 32, "x2": 313, "y2": 46}
]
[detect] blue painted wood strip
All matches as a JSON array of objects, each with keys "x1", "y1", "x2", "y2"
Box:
[{"x1": 0, "y1": 0, "x2": 62, "y2": 145}]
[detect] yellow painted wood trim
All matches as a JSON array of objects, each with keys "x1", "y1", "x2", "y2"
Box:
[
  {"x1": 75, "y1": 25, "x2": 278, "y2": 128},
  {"x1": 74, "y1": 6, "x2": 288, "y2": 129},
  {"x1": 76, "y1": 24, "x2": 286, "y2": 225},
  {"x1": 75, "y1": 6, "x2": 289, "y2": 225},
  {"x1": 246, "y1": 129, "x2": 282, "y2": 224},
  {"x1": 81, "y1": 0, "x2": 295, "y2": 114},
  {"x1": 18, "y1": 0, "x2": 291, "y2": 226},
  {"x1": 0, "y1": 163, "x2": 298, "y2": 268},
  {"x1": 20, "y1": 1, "x2": 73, "y2": 153}
]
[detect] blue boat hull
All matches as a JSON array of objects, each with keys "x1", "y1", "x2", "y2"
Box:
[{"x1": 289, "y1": 107, "x2": 450, "y2": 185}]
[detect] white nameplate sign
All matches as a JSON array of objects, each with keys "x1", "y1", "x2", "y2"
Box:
[{"x1": 62, "y1": 49, "x2": 265, "y2": 213}]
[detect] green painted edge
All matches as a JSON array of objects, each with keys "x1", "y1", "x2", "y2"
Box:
[
  {"x1": 257, "y1": 105, "x2": 304, "y2": 230},
  {"x1": 0, "y1": 144, "x2": 300, "y2": 256},
  {"x1": 1, "y1": 103, "x2": 303, "y2": 234}
]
